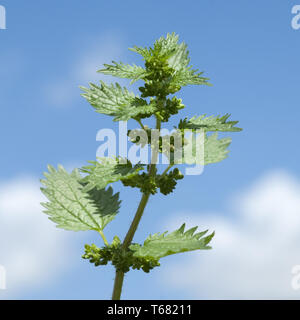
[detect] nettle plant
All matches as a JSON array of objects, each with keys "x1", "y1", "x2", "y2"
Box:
[{"x1": 41, "y1": 33, "x2": 241, "y2": 300}]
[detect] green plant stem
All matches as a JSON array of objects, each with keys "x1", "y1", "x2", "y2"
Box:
[
  {"x1": 111, "y1": 117, "x2": 161, "y2": 300},
  {"x1": 122, "y1": 192, "x2": 151, "y2": 248},
  {"x1": 136, "y1": 119, "x2": 145, "y2": 130},
  {"x1": 162, "y1": 164, "x2": 173, "y2": 176},
  {"x1": 112, "y1": 191, "x2": 151, "y2": 300},
  {"x1": 98, "y1": 229, "x2": 109, "y2": 246},
  {"x1": 111, "y1": 271, "x2": 125, "y2": 300}
]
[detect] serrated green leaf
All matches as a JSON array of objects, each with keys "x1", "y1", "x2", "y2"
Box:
[
  {"x1": 130, "y1": 33, "x2": 181, "y2": 62},
  {"x1": 98, "y1": 61, "x2": 147, "y2": 84},
  {"x1": 130, "y1": 223, "x2": 214, "y2": 260},
  {"x1": 172, "y1": 69, "x2": 211, "y2": 87},
  {"x1": 130, "y1": 33, "x2": 181, "y2": 61},
  {"x1": 183, "y1": 133, "x2": 231, "y2": 165},
  {"x1": 81, "y1": 158, "x2": 144, "y2": 192},
  {"x1": 80, "y1": 81, "x2": 155, "y2": 121},
  {"x1": 153, "y1": 33, "x2": 182, "y2": 59},
  {"x1": 163, "y1": 132, "x2": 231, "y2": 165},
  {"x1": 129, "y1": 46, "x2": 152, "y2": 60},
  {"x1": 179, "y1": 114, "x2": 242, "y2": 132},
  {"x1": 40, "y1": 165, "x2": 120, "y2": 231},
  {"x1": 166, "y1": 37, "x2": 211, "y2": 86},
  {"x1": 85, "y1": 186, "x2": 121, "y2": 229},
  {"x1": 130, "y1": 33, "x2": 210, "y2": 88}
]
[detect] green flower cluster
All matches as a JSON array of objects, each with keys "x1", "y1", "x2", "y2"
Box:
[
  {"x1": 82, "y1": 237, "x2": 160, "y2": 273},
  {"x1": 157, "y1": 97, "x2": 185, "y2": 122},
  {"x1": 122, "y1": 167, "x2": 183, "y2": 195},
  {"x1": 156, "y1": 168, "x2": 184, "y2": 195},
  {"x1": 139, "y1": 55, "x2": 181, "y2": 99}
]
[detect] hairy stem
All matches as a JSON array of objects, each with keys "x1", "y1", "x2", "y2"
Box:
[{"x1": 111, "y1": 117, "x2": 161, "y2": 300}]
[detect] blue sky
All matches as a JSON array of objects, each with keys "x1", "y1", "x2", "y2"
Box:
[{"x1": 1, "y1": 1, "x2": 300, "y2": 299}]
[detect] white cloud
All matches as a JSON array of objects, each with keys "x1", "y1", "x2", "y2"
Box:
[
  {"x1": 160, "y1": 170, "x2": 300, "y2": 299},
  {"x1": 0, "y1": 176, "x2": 80, "y2": 298}
]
